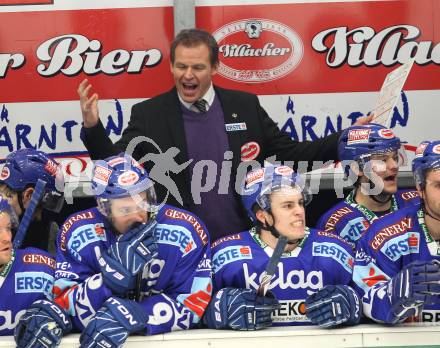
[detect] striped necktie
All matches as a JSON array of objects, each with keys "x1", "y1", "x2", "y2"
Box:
[{"x1": 193, "y1": 99, "x2": 207, "y2": 113}]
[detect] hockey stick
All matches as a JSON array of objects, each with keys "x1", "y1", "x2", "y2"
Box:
[
  {"x1": 134, "y1": 272, "x2": 143, "y2": 302},
  {"x1": 257, "y1": 235, "x2": 288, "y2": 296},
  {"x1": 13, "y1": 179, "x2": 46, "y2": 250}
]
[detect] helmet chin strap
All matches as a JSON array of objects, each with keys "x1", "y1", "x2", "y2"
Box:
[
  {"x1": 17, "y1": 191, "x2": 26, "y2": 220},
  {"x1": 357, "y1": 178, "x2": 393, "y2": 205},
  {"x1": 370, "y1": 191, "x2": 393, "y2": 204}
]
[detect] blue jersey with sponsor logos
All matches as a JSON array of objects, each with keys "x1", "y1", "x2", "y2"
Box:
[
  {"x1": 0, "y1": 248, "x2": 55, "y2": 336},
  {"x1": 352, "y1": 205, "x2": 440, "y2": 323},
  {"x1": 211, "y1": 228, "x2": 355, "y2": 326},
  {"x1": 54, "y1": 205, "x2": 212, "y2": 334},
  {"x1": 316, "y1": 189, "x2": 420, "y2": 243}
]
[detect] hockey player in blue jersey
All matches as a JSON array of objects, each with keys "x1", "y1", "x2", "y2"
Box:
[
  {"x1": 203, "y1": 164, "x2": 362, "y2": 330},
  {"x1": 0, "y1": 149, "x2": 73, "y2": 347},
  {"x1": 0, "y1": 197, "x2": 70, "y2": 343},
  {"x1": 316, "y1": 124, "x2": 419, "y2": 243},
  {"x1": 352, "y1": 140, "x2": 440, "y2": 324},
  {"x1": 0, "y1": 149, "x2": 70, "y2": 345},
  {"x1": 0, "y1": 149, "x2": 65, "y2": 251},
  {"x1": 49, "y1": 153, "x2": 211, "y2": 347}
]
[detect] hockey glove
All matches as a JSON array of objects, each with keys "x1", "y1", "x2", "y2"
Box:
[
  {"x1": 98, "y1": 250, "x2": 136, "y2": 295},
  {"x1": 203, "y1": 287, "x2": 279, "y2": 330},
  {"x1": 109, "y1": 220, "x2": 158, "y2": 276},
  {"x1": 306, "y1": 285, "x2": 362, "y2": 327},
  {"x1": 15, "y1": 299, "x2": 72, "y2": 348},
  {"x1": 387, "y1": 259, "x2": 440, "y2": 323},
  {"x1": 80, "y1": 297, "x2": 148, "y2": 348}
]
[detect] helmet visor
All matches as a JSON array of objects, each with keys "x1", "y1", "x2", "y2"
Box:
[
  {"x1": 257, "y1": 177, "x2": 312, "y2": 212},
  {"x1": 359, "y1": 146, "x2": 407, "y2": 171},
  {"x1": 98, "y1": 186, "x2": 157, "y2": 218}
]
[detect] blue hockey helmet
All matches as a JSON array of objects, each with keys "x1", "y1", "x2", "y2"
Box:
[
  {"x1": 338, "y1": 124, "x2": 402, "y2": 176},
  {"x1": 338, "y1": 124, "x2": 401, "y2": 162},
  {"x1": 412, "y1": 140, "x2": 440, "y2": 187},
  {"x1": 0, "y1": 149, "x2": 65, "y2": 213},
  {"x1": 0, "y1": 195, "x2": 19, "y2": 230},
  {"x1": 241, "y1": 164, "x2": 312, "y2": 223},
  {"x1": 92, "y1": 153, "x2": 157, "y2": 217}
]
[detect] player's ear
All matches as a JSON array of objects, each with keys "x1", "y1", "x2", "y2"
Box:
[
  {"x1": 21, "y1": 187, "x2": 34, "y2": 207},
  {"x1": 256, "y1": 209, "x2": 273, "y2": 226},
  {"x1": 255, "y1": 209, "x2": 266, "y2": 225}
]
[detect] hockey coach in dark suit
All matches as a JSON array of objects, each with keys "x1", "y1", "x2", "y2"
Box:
[{"x1": 79, "y1": 28, "x2": 371, "y2": 240}]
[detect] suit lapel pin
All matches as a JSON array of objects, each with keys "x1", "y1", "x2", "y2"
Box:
[{"x1": 232, "y1": 113, "x2": 238, "y2": 118}]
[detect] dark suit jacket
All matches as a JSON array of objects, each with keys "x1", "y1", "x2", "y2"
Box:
[{"x1": 83, "y1": 86, "x2": 340, "y2": 214}]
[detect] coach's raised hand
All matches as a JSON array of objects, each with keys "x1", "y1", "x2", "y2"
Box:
[{"x1": 78, "y1": 78, "x2": 100, "y2": 128}]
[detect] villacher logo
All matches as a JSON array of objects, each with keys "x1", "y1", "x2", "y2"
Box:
[{"x1": 213, "y1": 18, "x2": 303, "y2": 83}]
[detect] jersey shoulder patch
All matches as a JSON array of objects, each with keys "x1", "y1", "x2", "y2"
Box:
[
  {"x1": 318, "y1": 202, "x2": 356, "y2": 232},
  {"x1": 314, "y1": 230, "x2": 355, "y2": 250},
  {"x1": 211, "y1": 232, "x2": 244, "y2": 249},
  {"x1": 19, "y1": 248, "x2": 56, "y2": 270},
  {"x1": 59, "y1": 209, "x2": 98, "y2": 251},
  {"x1": 397, "y1": 189, "x2": 420, "y2": 204},
  {"x1": 212, "y1": 244, "x2": 253, "y2": 273},
  {"x1": 368, "y1": 212, "x2": 415, "y2": 252},
  {"x1": 160, "y1": 205, "x2": 209, "y2": 246}
]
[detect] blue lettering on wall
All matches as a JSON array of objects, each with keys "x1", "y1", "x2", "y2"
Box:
[
  {"x1": 323, "y1": 115, "x2": 342, "y2": 136},
  {"x1": 286, "y1": 96, "x2": 295, "y2": 115},
  {"x1": 38, "y1": 124, "x2": 56, "y2": 149},
  {"x1": 105, "y1": 99, "x2": 123, "y2": 136},
  {"x1": 16, "y1": 124, "x2": 35, "y2": 149},
  {"x1": 0, "y1": 127, "x2": 13, "y2": 152},
  {"x1": 0, "y1": 99, "x2": 124, "y2": 156},
  {"x1": 390, "y1": 91, "x2": 409, "y2": 128},
  {"x1": 62, "y1": 120, "x2": 78, "y2": 142},
  {"x1": 1, "y1": 105, "x2": 9, "y2": 123},
  {"x1": 280, "y1": 91, "x2": 409, "y2": 141}
]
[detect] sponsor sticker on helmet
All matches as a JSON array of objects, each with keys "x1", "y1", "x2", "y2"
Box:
[
  {"x1": 433, "y1": 144, "x2": 440, "y2": 155},
  {"x1": 347, "y1": 129, "x2": 371, "y2": 145},
  {"x1": 415, "y1": 142, "x2": 429, "y2": 157},
  {"x1": 378, "y1": 128, "x2": 395, "y2": 139},
  {"x1": 118, "y1": 170, "x2": 139, "y2": 186},
  {"x1": 241, "y1": 141, "x2": 260, "y2": 161},
  {"x1": 245, "y1": 168, "x2": 264, "y2": 188},
  {"x1": 108, "y1": 157, "x2": 127, "y2": 167},
  {"x1": 0, "y1": 166, "x2": 10, "y2": 180},
  {"x1": 44, "y1": 159, "x2": 60, "y2": 177},
  {"x1": 274, "y1": 165, "x2": 294, "y2": 176},
  {"x1": 93, "y1": 165, "x2": 112, "y2": 185}
]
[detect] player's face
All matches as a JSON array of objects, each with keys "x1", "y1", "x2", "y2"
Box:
[
  {"x1": 268, "y1": 187, "x2": 306, "y2": 240},
  {"x1": 368, "y1": 150, "x2": 400, "y2": 194},
  {"x1": 0, "y1": 212, "x2": 13, "y2": 266},
  {"x1": 420, "y1": 170, "x2": 440, "y2": 217},
  {"x1": 171, "y1": 43, "x2": 218, "y2": 104},
  {"x1": 110, "y1": 194, "x2": 149, "y2": 234}
]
